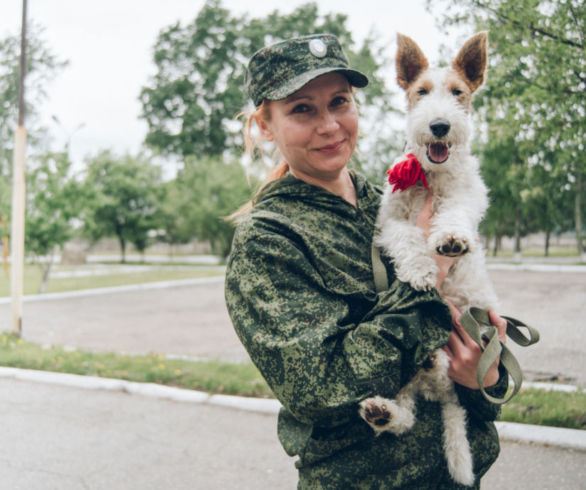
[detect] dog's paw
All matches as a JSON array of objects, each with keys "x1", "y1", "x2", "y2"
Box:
[
  {"x1": 430, "y1": 233, "x2": 471, "y2": 257},
  {"x1": 397, "y1": 264, "x2": 437, "y2": 291},
  {"x1": 359, "y1": 396, "x2": 414, "y2": 435},
  {"x1": 359, "y1": 397, "x2": 393, "y2": 432},
  {"x1": 422, "y1": 351, "x2": 438, "y2": 371}
]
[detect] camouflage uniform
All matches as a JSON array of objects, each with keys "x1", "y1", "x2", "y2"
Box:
[{"x1": 225, "y1": 172, "x2": 506, "y2": 489}]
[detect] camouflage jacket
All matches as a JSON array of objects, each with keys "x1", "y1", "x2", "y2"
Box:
[{"x1": 225, "y1": 171, "x2": 506, "y2": 489}]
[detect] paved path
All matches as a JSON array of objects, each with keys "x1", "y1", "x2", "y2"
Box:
[{"x1": 1, "y1": 377, "x2": 585, "y2": 490}]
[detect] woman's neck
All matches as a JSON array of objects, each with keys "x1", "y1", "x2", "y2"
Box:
[{"x1": 289, "y1": 166, "x2": 357, "y2": 207}]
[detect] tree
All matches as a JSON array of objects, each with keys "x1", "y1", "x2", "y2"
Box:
[
  {"x1": 140, "y1": 0, "x2": 398, "y2": 172},
  {"x1": 428, "y1": 0, "x2": 585, "y2": 256},
  {"x1": 25, "y1": 151, "x2": 80, "y2": 292},
  {"x1": 0, "y1": 25, "x2": 67, "y2": 245},
  {"x1": 161, "y1": 156, "x2": 256, "y2": 258},
  {"x1": 82, "y1": 151, "x2": 164, "y2": 262}
]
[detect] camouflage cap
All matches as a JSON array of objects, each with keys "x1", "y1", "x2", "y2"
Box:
[{"x1": 246, "y1": 34, "x2": 369, "y2": 106}]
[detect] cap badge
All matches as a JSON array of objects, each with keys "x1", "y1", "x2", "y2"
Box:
[{"x1": 309, "y1": 39, "x2": 327, "y2": 58}]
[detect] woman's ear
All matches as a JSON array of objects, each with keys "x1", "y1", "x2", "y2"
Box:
[{"x1": 254, "y1": 114, "x2": 274, "y2": 141}]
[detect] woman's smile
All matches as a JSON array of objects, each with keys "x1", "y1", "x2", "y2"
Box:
[{"x1": 314, "y1": 139, "x2": 346, "y2": 153}]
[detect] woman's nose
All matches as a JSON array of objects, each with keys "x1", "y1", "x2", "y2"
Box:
[{"x1": 316, "y1": 111, "x2": 339, "y2": 134}]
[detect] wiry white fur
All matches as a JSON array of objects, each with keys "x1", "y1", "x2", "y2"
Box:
[{"x1": 360, "y1": 32, "x2": 496, "y2": 487}]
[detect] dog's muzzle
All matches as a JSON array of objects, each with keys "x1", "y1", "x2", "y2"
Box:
[{"x1": 426, "y1": 118, "x2": 452, "y2": 164}]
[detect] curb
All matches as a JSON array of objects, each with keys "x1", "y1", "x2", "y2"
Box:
[{"x1": 0, "y1": 366, "x2": 583, "y2": 451}]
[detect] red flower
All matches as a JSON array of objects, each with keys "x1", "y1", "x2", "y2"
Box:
[{"x1": 387, "y1": 153, "x2": 429, "y2": 193}]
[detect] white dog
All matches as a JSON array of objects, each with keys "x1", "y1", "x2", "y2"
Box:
[{"x1": 359, "y1": 32, "x2": 498, "y2": 487}]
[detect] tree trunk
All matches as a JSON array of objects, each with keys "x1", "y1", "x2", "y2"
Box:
[
  {"x1": 576, "y1": 172, "x2": 584, "y2": 259},
  {"x1": 544, "y1": 229, "x2": 551, "y2": 257},
  {"x1": 39, "y1": 250, "x2": 54, "y2": 294},
  {"x1": 514, "y1": 205, "x2": 522, "y2": 262},
  {"x1": 118, "y1": 235, "x2": 126, "y2": 263},
  {"x1": 492, "y1": 234, "x2": 501, "y2": 257}
]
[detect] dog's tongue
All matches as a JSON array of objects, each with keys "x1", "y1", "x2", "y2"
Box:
[{"x1": 428, "y1": 143, "x2": 449, "y2": 163}]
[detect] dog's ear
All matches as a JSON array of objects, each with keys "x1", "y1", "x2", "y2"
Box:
[
  {"x1": 396, "y1": 33, "x2": 429, "y2": 90},
  {"x1": 452, "y1": 32, "x2": 488, "y2": 92}
]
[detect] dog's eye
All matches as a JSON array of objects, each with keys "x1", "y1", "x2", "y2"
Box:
[
  {"x1": 451, "y1": 88, "x2": 463, "y2": 96},
  {"x1": 417, "y1": 88, "x2": 428, "y2": 96}
]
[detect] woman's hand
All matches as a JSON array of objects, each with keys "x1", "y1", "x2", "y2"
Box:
[
  {"x1": 444, "y1": 308, "x2": 507, "y2": 389},
  {"x1": 416, "y1": 192, "x2": 458, "y2": 289}
]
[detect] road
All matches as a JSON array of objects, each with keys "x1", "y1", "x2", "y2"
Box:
[{"x1": 1, "y1": 377, "x2": 584, "y2": 490}]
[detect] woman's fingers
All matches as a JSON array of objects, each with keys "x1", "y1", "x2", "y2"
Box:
[{"x1": 488, "y1": 309, "x2": 507, "y2": 344}]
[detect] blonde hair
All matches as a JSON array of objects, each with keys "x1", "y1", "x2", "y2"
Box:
[{"x1": 229, "y1": 100, "x2": 289, "y2": 220}]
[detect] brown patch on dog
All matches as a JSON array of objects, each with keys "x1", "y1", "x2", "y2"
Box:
[
  {"x1": 405, "y1": 76, "x2": 434, "y2": 110},
  {"x1": 396, "y1": 33, "x2": 429, "y2": 91},
  {"x1": 451, "y1": 32, "x2": 488, "y2": 93},
  {"x1": 443, "y1": 69, "x2": 474, "y2": 112}
]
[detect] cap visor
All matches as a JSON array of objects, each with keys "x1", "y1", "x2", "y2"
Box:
[{"x1": 263, "y1": 67, "x2": 369, "y2": 102}]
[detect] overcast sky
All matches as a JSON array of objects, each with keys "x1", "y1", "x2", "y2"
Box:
[{"x1": 1, "y1": 0, "x2": 464, "y2": 168}]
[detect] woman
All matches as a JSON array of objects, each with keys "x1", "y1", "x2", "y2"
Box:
[{"x1": 225, "y1": 34, "x2": 507, "y2": 489}]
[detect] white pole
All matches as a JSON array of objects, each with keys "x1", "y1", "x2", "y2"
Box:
[
  {"x1": 10, "y1": 127, "x2": 26, "y2": 337},
  {"x1": 10, "y1": 0, "x2": 27, "y2": 337}
]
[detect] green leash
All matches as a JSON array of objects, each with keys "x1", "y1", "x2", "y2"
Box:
[
  {"x1": 460, "y1": 307, "x2": 540, "y2": 404},
  {"x1": 371, "y1": 244, "x2": 540, "y2": 404}
]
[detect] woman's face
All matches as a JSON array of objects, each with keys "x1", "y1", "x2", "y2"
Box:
[{"x1": 256, "y1": 73, "x2": 359, "y2": 185}]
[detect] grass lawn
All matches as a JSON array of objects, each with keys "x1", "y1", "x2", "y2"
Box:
[
  {"x1": 0, "y1": 333, "x2": 272, "y2": 398},
  {"x1": 0, "y1": 333, "x2": 583, "y2": 430},
  {"x1": 0, "y1": 263, "x2": 225, "y2": 297}
]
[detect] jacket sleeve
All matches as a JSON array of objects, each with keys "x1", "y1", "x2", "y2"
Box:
[
  {"x1": 225, "y1": 229, "x2": 453, "y2": 426},
  {"x1": 456, "y1": 363, "x2": 509, "y2": 421}
]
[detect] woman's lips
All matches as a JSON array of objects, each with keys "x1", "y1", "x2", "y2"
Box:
[{"x1": 316, "y1": 140, "x2": 345, "y2": 153}]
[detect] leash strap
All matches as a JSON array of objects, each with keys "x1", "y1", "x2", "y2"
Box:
[
  {"x1": 460, "y1": 307, "x2": 540, "y2": 404},
  {"x1": 371, "y1": 242, "x2": 389, "y2": 293}
]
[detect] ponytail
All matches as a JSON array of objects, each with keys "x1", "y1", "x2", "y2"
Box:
[{"x1": 228, "y1": 101, "x2": 289, "y2": 222}]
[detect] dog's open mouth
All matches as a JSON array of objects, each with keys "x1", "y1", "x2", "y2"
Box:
[{"x1": 426, "y1": 142, "x2": 451, "y2": 164}]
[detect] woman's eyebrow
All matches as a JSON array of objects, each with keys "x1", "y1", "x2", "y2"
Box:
[{"x1": 284, "y1": 93, "x2": 313, "y2": 104}]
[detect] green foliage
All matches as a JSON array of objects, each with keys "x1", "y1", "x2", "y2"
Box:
[
  {"x1": 25, "y1": 152, "x2": 80, "y2": 257},
  {"x1": 428, "y1": 0, "x2": 585, "y2": 254},
  {"x1": 81, "y1": 151, "x2": 164, "y2": 261},
  {"x1": 140, "y1": 0, "x2": 399, "y2": 172},
  {"x1": 161, "y1": 156, "x2": 256, "y2": 257}
]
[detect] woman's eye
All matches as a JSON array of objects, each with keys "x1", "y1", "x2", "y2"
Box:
[
  {"x1": 331, "y1": 96, "x2": 349, "y2": 107},
  {"x1": 291, "y1": 104, "x2": 310, "y2": 114},
  {"x1": 451, "y1": 88, "x2": 463, "y2": 96}
]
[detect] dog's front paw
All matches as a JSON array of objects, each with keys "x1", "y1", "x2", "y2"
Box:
[
  {"x1": 359, "y1": 396, "x2": 414, "y2": 435},
  {"x1": 430, "y1": 233, "x2": 471, "y2": 257},
  {"x1": 396, "y1": 262, "x2": 437, "y2": 291}
]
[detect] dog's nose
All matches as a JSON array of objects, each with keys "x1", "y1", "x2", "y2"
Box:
[{"x1": 430, "y1": 119, "x2": 450, "y2": 138}]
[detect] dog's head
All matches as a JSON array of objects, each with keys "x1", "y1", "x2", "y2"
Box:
[{"x1": 396, "y1": 32, "x2": 487, "y2": 169}]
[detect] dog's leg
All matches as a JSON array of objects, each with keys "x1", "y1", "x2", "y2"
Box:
[
  {"x1": 427, "y1": 205, "x2": 476, "y2": 259},
  {"x1": 440, "y1": 398, "x2": 475, "y2": 486},
  {"x1": 376, "y1": 187, "x2": 439, "y2": 291},
  {"x1": 442, "y1": 250, "x2": 499, "y2": 312},
  {"x1": 427, "y1": 176, "x2": 488, "y2": 260},
  {"x1": 376, "y1": 218, "x2": 438, "y2": 290},
  {"x1": 359, "y1": 391, "x2": 416, "y2": 436}
]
